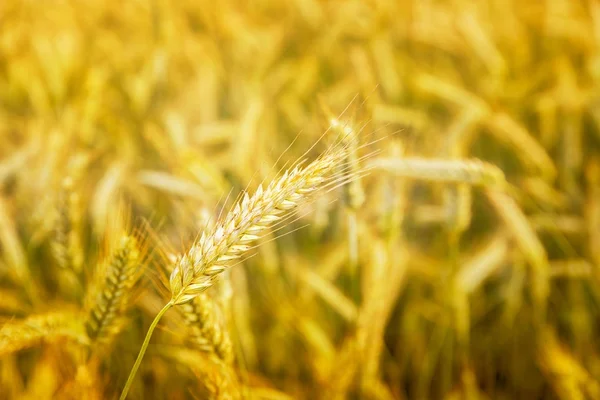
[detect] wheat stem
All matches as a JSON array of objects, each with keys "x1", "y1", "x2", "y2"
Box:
[{"x1": 119, "y1": 301, "x2": 173, "y2": 400}]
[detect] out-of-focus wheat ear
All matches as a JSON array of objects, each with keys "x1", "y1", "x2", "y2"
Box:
[
  {"x1": 486, "y1": 112, "x2": 556, "y2": 180},
  {"x1": 485, "y1": 189, "x2": 549, "y2": 321},
  {"x1": 55, "y1": 361, "x2": 104, "y2": 400},
  {"x1": 444, "y1": 183, "x2": 472, "y2": 279},
  {"x1": 1, "y1": 355, "x2": 24, "y2": 398},
  {"x1": 322, "y1": 332, "x2": 362, "y2": 400},
  {"x1": 456, "y1": 233, "x2": 509, "y2": 295},
  {"x1": 228, "y1": 267, "x2": 258, "y2": 369},
  {"x1": 0, "y1": 311, "x2": 87, "y2": 356},
  {"x1": 180, "y1": 292, "x2": 234, "y2": 364},
  {"x1": 22, "y1": 347, "x2": 65, "y2": 399},
  {"x1": 198, "y1": 357, "x2": 242, "y2": 400},
  {"x1": 444, "y1": 183, "x2": 472, "y2": 237},
  {"x1": 154, "y1": 345, "x2": 241, "y2": 400},
  {"x1": 585, "y1": 158, "x2": 600, "y2": 266},
  {"x1": 324, "y1": 239, "x2": 398, "y2": 400},
  {"x1": 375, "y1": 138, "x2": 406, "y2": 240},
  {"x1": 0, "y1": 195, "x2": 32, "y2": 295},
  {"x1": 538, "y1": 328, "x2": 600, "y2": 400},
  {"x1": 368, "y1": 157, "x2": 506, "y2": 188},
  {"x1": 51, "y1": 176, "x2": 84, "y2": 273},
  {"x1": 85, "y1": 235, "x2": 142, "y2": 351},
  {"x1": 359, "y1": 231, "x2": 408, "y2": 398}
]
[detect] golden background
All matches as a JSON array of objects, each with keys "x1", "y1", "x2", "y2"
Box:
[{"x1": 1, "y1": 0, "x2": 599, "y2": 399}]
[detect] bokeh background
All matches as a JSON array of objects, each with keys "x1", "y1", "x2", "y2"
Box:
[{"x1": 1, "y1": 0, "x2": 600, "y2": 399}]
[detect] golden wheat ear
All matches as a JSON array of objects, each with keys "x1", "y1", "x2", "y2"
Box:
[
  {"x1": 169, "y1": 142, "x2": 353, "y2": 306},
  {"x1": 84, "y1": 235, "x2": 143, "y2": 352},
  {"x1": 368, "y1": 157, "x2": 506, "y2": 188},
  {"x1": 51, "y1": 176, "x2": 83, "y2": 273},
  {"x1": 0, "y1": 311, "x2": 87, "y2": 357},
  {"x1": 180, "y1": 292, "x2": 234, "y2": 364},
  {"x1": 119, "y1": 136, "x2": 359, "y2": 399}
]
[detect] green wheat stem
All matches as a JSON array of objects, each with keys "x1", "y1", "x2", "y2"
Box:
[{"x1": 119, "y1": 301, "x2": 174, "y2": 400}]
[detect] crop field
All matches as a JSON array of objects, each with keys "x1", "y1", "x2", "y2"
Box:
[{"x1": 1, "y1": 1, "x2": 600, "y2": 399}]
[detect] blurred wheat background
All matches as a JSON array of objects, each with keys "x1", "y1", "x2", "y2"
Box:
[{"x1": 1, "y1": 0, "x2": 600, "y2": 399}]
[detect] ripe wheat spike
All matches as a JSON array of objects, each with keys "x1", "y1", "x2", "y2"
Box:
[
  {"x1": 169, "y1": 145, "x2": 350, "y2": 305},
  {"x1": 85, "y1": 235, "x2": 141, "y2": 349},
  {"x1": 180, "y1": 292, "x2": 234, "y2": 364},
  {"x1": 369, "y1": 157, "x2": 506, "y2": 187},
  {"x1": 120, "y1": 139, "x2": 354, "y2": 399},
  {"x1": 51, "y1": 176, "x2": 83, "y2": 273},
  {"x1": 0, "y1": 311, "x2": 86, "y2": 356}
]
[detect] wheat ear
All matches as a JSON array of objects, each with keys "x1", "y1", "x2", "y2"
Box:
[
  {"x1": 120, "y1": 143, "x2": 350, "y2": 400},
  {"x1": 0, "y1": 311, "x2": 86, "y2": 356},
  {"x1": 369, "y1": 157, "x2": 506, "y2": 187},
  {"x1": 51, "y1": 176, "x2": 83, "y2": 273},
  {"x1": 85, "y1": 235, "x2": 141, "y2": 350},
  {"x1": 180, "y1": 292, "x2": 234, "y2": 364},
  {"x1": 169, "y1": 146, "x2": 349, "y2": 305}
]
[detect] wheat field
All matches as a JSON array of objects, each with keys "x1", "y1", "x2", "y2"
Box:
[{"x1": 1, "y1": 0, "x2": 600, "y2": 399}]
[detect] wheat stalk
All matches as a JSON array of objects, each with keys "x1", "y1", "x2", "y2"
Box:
[{"x1": 120, "y1": 141, "x2": 352, "y2": 399}]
